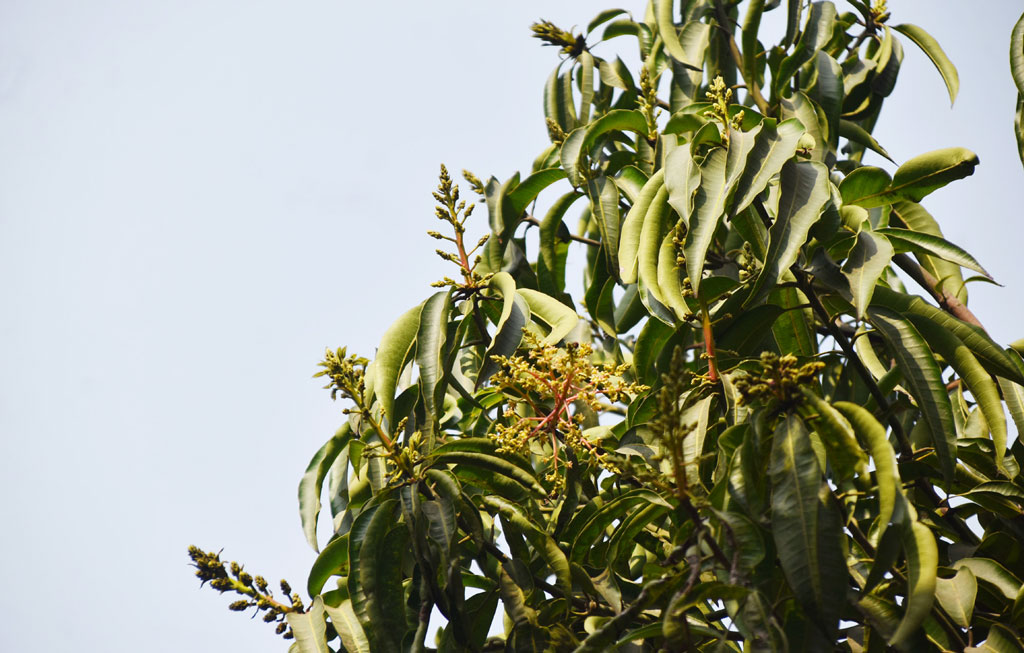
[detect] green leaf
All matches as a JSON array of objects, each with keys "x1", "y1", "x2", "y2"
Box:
[
  {"x1": 953, "y1": 557, "x2": 1023, "y2": 601},
  {"x1": 373, "y1": 303, "x2": 423, "y2": 430},
  {"x1": 800, "y1": 390, "x2": 868, "y2": 481},
  {"x1": 686, "y1": 147, "x2": 729, "y2": 296},
  {"x1": 892, "y1": 23, "x2": 959, "y2": 105},
  {"x1": 1007, "y1": 12, "x2": 1024, "y2": 97},
  {"x1": 299, "y1": 423, "x2": 353, "y2": 551},
  {"x1": 285, "y1": 596, "x2": 331, "y2": 653},
  {"x1": 875, "y1": 227, "x2": 991, "y2": 278},
  {"x1": 655, "y1": 0, "x2": 704, "y2": 70},
  {"x1": 619, "y1": 169, "x2": 665, "y2": 283},
  {"x1": 746, "y1": 160, "x2": 830, "y2": 305},
  {"x1": 935, "y1": 567, "x2": 977, "y2": 629},
  {"x1": 871, "y1": 286, "x2": 1024, "y2": 384},
  {"x1": 867, "y1": 306, "x2": 957, "y2": 482},
  {"x1": 324, "y1": 599, "x2": 371, "y2": 653},
  {"x1": 579, "y1": 51, "x2": 594, "y2": 125},
  {"x1": 890, "y1": 201, "x2": 966, "y2": 303},
  {"x1": 637, "y1": 183, "x2": 672, "y2": 309},
  {"x1": 889, "y1": 521, "x2": 938, "y2": 647},
  {"x1": 417, "y1": 292, "x2": 452, "y2": 443},
  {"x1": 430, "y1": 438, "x2": 546, "y2": 498},
  {"x1": 842, "y1": 228, "x2": 894, "y2": 319},
  {"x1": 657, "y1": 230, "x2": 689, "y2": 321},
  {"x1": 664, "y1": 141, "x2": 699, "y2": 224},
  {"x1": 307, "y1": 532, "x2": 349, "y2": 597},
  {"x1": 506, "y1": 168, "x2": 568, "y2": 217},
  {"x1": 847, "y1": 147, "x2": 980, "y2": 208},
  {"x1": 587, "y1": 9, "x2": 629, "y2": 35},
  {"x1": 907, "y1": 314, "x2": 1008, "y2": 474},
  {"x1": 517, "y1": 288, "x2": 580, "y2": 344},
  {"x1": 834, "y1": 402, "x2": 902, "y2": 541},
  {"x1": 484, "y1": 496, "x2": 572, "y2": 600},
  {"x1": 598, "y1": 55, "x2": 635, "y2": 91},
  {"x1": 348, "y1": 499, "x2": 405, "y2": 652},
  {"x1": 561, "y1": 110, "x2": 650, "y2": 186},
  {"x1": 774, "y1": 1, "x2": 836, "y2": 96},
  {"x1": 741, "y1": 0, "x2": 766, "y2": 88},
  {"x1": 839, "y1": 166, "x2": 891, "y2": 207},
  {"x1": 478, "y1": 272, "x2": 531, "y2": 385},
  {"x1": 839, "y1": 119, "x2": 893, "y2": 162},
  {"x1": 586, "y1": 176, "x2": 621, "y2": 269},
  {"x1": 537, "y1": 191, "x2": 583, "y2": 297},
  {"x1": 768, "y1": 414, "x2": 845, "y2": 638}
]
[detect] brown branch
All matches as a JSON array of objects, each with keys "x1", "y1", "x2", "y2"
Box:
[{"x1": 892, "y1": 253, "x2": 983, "y2": 328}]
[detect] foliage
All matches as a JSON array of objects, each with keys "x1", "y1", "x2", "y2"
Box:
[{"x1": 192, "y1": 1, "x2": 1024, "y2": 650}]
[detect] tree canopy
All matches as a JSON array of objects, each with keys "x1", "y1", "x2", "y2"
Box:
[{"x1": 191, "y1": 2, "x2": 1024, "y2": 650}]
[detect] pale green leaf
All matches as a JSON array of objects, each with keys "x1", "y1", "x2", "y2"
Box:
[
  {"x1": 685, "y1": 147, "x2": 729, "y2": 296},
  {"x1": 416, "y1": 291, "x2": 452, "y2": 443},
  {"x1": 834, "y1": 402, "x2": 902, "y2": 541},
  {"x1": 848, "y1": 147, "x2": 980, "y2": 208},
  {"x1": 324, "y1": 599, "x2": 371, "y2": 653},
  {"x1": 935, "y1": 567, "x2": 976, "y2": 629},
  {"x1": 478, "y1": 272, "x2": 530, "y2": 385},
  {"x1": 619, "y1": 169, "x2": 665, "y2": 283},
  {"x1": 286, "y1": 596, "x2": 331, "y2": 653},
  {"x1": 517, "y1": 288, "x2": 579, "y2": 344}
]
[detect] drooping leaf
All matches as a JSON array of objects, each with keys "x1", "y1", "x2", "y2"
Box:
[
  {"x1": 562, "y1": 110, "x2": 651, "y2": 186},
  {"x1": 892, "y1": 23, "x2": 959, "y2": 105},
  {"x1": 867, "y1": 306, "x2": 957, "y2": 481},
  {"x1": 307, "y1": 532, "x2": 349, "y2": 597},
  {"x1": 774, "y1": 1, "x2": 837, "y2": 96},
  {"x1": 483, "y1": 495, "x2": 572, "y2": 600},
  {"x1": 637, "y1": 184, "x2": 672, "y2": 308},
  {"x1": 417, "y1": 291, "x2": 452, "y2": 443},
  {"x1": 747, "y1": 160, "x2": 830, "y2": 305},
  {"x1": 953, "y1": 557, "x2": 1023, "y2": 601},
  {"x1": 506, "y1": 168, "x2": 568, "y2": 217},
  {"x1": 731, "y1": 120, "x2": 805, "y2": 214},
  {"x1": 655, "y1": 0, "x2": 703, "y2": 70},
  {"x1": 769, "y1": 414, "x2": 845, "y2": 639},
  {"x1": 908, "y1": 314, "x2": 1008, "y2": 474},
  {"x1": 800, "y1": 390, "x2": 868, "y2": 481},
  {"x1": 619, "y1": 169, "x2": 665, "y2": 283},
  {"x1": 299, "y1": 423, "x2": 354, "y2": 551},
  {"x1": 430, "y1": 438, "x2": 546, "y2": 498},
  {"x1": 478, "y1": 272, "x2": 531, "y2": 385},
  {"x1": 685, "y1": 147, "x2": 729, "y2": 296},
  {"x1": 586, "y1": 175, "x2": 622, "y2": 269},
  {"x1": 890, "y1": 521, "x2": 938, "y2": 648},
  {"x1": 839, "y1": 119, "x2": 893, "y2": 162},
  {"x1": 834, "y1": 402, "x2": 902, "y2": 540},
  {"x1": 935, "y1": 566, "x2": 977, "y2": 629},
  {"x1": 517, "y1": 288, "x2": 580, "y2": 344},
  {"x1": 373, "y1": 303, "x2": 423, "y2": 430}
]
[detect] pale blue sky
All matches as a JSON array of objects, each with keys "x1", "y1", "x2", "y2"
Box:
[{"x1": 1, "y1": 2, "x2": 1021, "y2": 651}]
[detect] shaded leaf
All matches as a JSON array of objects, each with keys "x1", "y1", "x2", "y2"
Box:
[
  {"x1": 890, "y1": 521, "x2": 938, "y2": 647},
  {"x1": 935, "y1": 567, "x2": 977, "y2": 629},
  {"x1": 373, "y1": 303, "x2": 423, "y2": 430},
  {"x1": 842, "y1": 228, "x2": 894, "y2": 319}
]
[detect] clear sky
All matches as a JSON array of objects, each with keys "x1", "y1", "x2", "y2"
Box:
[{"x1": 1, "y1": 1, "x2": 1021, "y2": 651}]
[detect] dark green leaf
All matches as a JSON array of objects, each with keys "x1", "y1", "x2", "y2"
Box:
[
  {"x1": 373, "y1": 303, "x2": 423, "y2": 430},
  {"x1": 299, "y1": 423, "x2": 353, "y2": 551},
  {"x1": 842, "y1": 228, "x2": 894, "y2": 319}
]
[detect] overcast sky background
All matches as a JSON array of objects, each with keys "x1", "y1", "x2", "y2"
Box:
[{"x1": 1, "y1": 1, "x2": 1022, "y2": 651}]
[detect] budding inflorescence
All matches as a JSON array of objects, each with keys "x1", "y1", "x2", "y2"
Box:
[
  {"x1": 704, "y1": 76, "x2": 744, "y2": 145},
  {"x1": 637, "y1": 66, "x2": 663, "y2": 141},
  {"x1": 530, "y1": 20, "x2": 586, "y2": 58},
  {"x1": 489, "y1": 332, "x2": 647, "y2": 491},
  {"x1": 430, "y1": 164, "x2": 492, "y2": 293},
  {"x1": 315, "y1": 347, "x2": 368, "y2": 404},
  {"x1": 187, "y1": 545, "x2": 301, "y2": 640},
  {"x1": 733, "y1": 352, "x2": 825, "y2": 409}
]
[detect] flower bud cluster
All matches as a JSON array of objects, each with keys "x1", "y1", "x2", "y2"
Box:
[
  {"x1": 733, "y1": 352, "x2": 825, "y2": 409},
  {"x1": 530, "y1": 20, "x2": 586, "y2": 58},
  {"x1": 187, "y1": 545, "x2": 301, "y2": 640},
  {"x1": 430, "y1": 164, "x2": 492, "y2": 292},
  {"x1": 315, "y1": 347, "x2": 368, "y2": 403}
]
